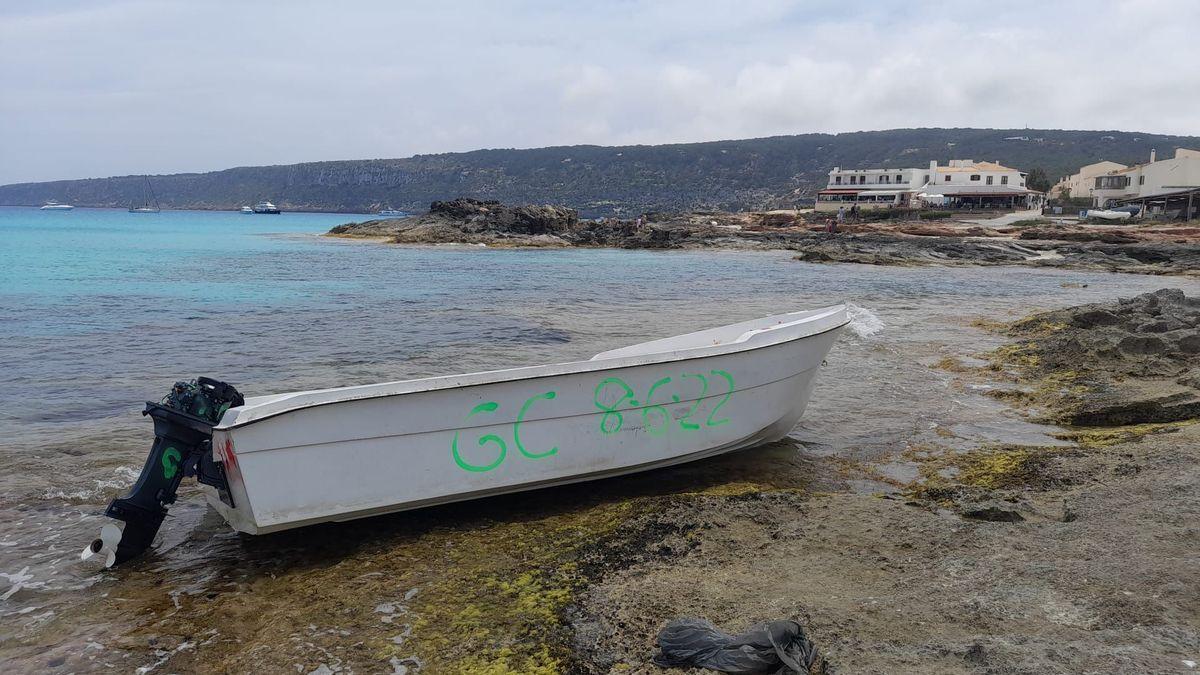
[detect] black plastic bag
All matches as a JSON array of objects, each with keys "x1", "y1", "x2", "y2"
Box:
[{"x1": 653, "y1": 618, "x2": 821, "y2": 674}]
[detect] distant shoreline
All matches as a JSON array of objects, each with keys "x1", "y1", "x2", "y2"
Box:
[
  {"x1": 327, "y1": 199, "x2": 1200, "y2": 277},
  {"x1": 4, "y1": 127, "x2": 1197, "y2": 218},
  {"x1": 1, "y1": 204, "x2": 377, "y2": 216}
]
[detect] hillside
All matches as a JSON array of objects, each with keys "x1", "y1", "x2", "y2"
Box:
[{"x1": 3, "y1": 128, "x2": 1196, "y2": 216}]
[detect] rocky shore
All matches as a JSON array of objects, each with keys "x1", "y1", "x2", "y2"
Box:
[
  {"x1": 329, "y1": 199, "x2": 1200, "y2": 276},
  {"x1": 991, "y1": 288, "x2": 1200, "y2": 427},
  {"x1": 565, "y1": 289, "x2": 1200, "y2": 673},
  {"x1": 11, "y1": 290, "x2": 1197, "y2": 673}
]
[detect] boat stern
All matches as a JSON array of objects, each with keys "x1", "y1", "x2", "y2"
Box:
[
  {"x1": 205, "y1": 429, "x2": 263, "y2": 534},
  {"x1": 81, "y1": 378, "x2": 248, "y2": 566}
]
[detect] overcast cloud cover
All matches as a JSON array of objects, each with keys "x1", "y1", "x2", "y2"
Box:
[{"x1": 1, "y1": 0, "x2": 1198, "y2": 184}]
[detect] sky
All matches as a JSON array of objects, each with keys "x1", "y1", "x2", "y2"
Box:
[{"x1": 2, "y1": 0, "x2": 1199, "y2": 185}]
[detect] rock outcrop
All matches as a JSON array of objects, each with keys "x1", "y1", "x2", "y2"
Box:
[
  {"x1": 1000, "y1": 289, "x2": 1200, "y2": 426},
  {"x1": 791, "y1": 232, "x2": 1200, "y2": 275},
  {"x1": 426, "y1": 198, "x2": 579, "y2": 235},
  {"x1": 1017, "y1": 228, "x2": 1140, "y2": 244},
  {"x1": 330, "y1": 200, "x2": 1200, "y2": 276},
  {"x1": 330, "y1": 200, "x2": 758, "y2": 249},
  {"x1": 791, "y1": 232, "x2": 1036, "y2": 266},
  {"x1": 329, "y1": 198, "x2": 581, "y2": 246}
]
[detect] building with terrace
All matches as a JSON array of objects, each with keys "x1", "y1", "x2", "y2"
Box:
[{"x1": 816, "y1": 159, "x2": 1042, "y2": 212}]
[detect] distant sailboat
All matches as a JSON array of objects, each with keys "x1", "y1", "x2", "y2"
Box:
[{"x1": 128, "y1": 178, "x2": 161, "y2": 213}]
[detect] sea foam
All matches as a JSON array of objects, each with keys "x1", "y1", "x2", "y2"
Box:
[{"x1": 845, "y1": 303, "x2": 885, "y2": 338}]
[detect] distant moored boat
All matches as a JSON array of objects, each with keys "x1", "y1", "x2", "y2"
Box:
[
  {"x1": 128, "y1": 178, "x2": 161, "y2": 213},
  {"x1": 40, "y1": 200, "x2": 74, "y2": 210}
]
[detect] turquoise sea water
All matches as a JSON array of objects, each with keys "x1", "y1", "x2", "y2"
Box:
[
  {"x1": 2, "y1": 205, "x2": 1199, "y2": 667},
  {"x1": 1, "y1": 208, "x2": 368, "y2": 427},
  {"x1": 4, "y1": 203, "x2": 1199, "y2": 492}
]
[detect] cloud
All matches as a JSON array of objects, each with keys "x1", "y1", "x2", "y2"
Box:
[{"x1": 0, "y1": 0, "x2": 1198, "y2": 184}]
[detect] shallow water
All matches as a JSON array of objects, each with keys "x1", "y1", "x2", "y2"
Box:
[{"x1": 2, "y1": 206, "x2": 1198, "y2": 667}]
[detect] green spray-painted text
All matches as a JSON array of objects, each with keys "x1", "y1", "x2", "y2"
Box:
[
  {"x1": 452, "y1": 392, "x2": 558, "y2": 472},
  {"x1": 450, "y1": 368, "x2": 737, "y2": 473},
  {"x1": 593, "y1": 369, "x2": 734, "y2": 435},
  {"x1": 161, "y1": 446, "x2": 182, "y2": 480}
]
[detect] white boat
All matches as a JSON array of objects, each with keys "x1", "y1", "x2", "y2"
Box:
[
  {"x1": 252, "y1": 201, "x2": 281, "y2": 214},
  {"x1": 240, "y1": 206, "x2": 254, "y2": 213},
  {"x1": 40, "y1": 200, "x2": 74, "y2": 210},
  {"x1": 85, "y1": 306, "x2": 847, "y2": 565},
  {"x1": 1085, "y1": 209, "x2": 1133, "y2": 221},
  {"x1": 128, "y1": 178, "x2": 161, "y2": 213}
]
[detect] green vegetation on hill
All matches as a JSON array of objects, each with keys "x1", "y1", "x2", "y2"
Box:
[{"x1": 2, "y1": 128, "x2": 1194, "y2": 217}]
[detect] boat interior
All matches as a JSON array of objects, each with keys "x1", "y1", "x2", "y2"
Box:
[
  {"x1": 227, "y1": 305, "x2": 847, "y2": 424},
  {"x1": 590, "y1": 305, "x2": 846, "y2": 360}
]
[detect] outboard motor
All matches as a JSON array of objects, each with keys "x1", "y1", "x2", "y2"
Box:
[{"x1": 83, "y1": 377, "x2": 243, "y2": 567}]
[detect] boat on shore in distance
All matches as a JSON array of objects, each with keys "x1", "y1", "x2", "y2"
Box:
[
  {"x1": 377, "y1": 208, "x2": 406, "y2": 217},
  {"x1": 84, "y1": 306, "x2": 849, "y2": 565},
  {"x1": 240, "y1": 206, "x2": 254, "y2": 214},
  {"x1": 40, "y1": 200, "x2": 74, "y2": 210},
  {"x1": 252, "y1": 201, "x2": 281, "y2": 214},
  {"x1": 128, "y1": 178, "x2": 161, "y2": 213},
  {"x1": 1085, "y1": 208, "x2": 1133, "y2": 221}
]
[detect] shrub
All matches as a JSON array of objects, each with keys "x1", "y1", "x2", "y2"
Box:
[{"x1": 919, "y1": 210, "x2": 954, "y2": 220}]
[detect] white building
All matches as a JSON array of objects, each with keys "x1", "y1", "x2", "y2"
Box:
[
  {"x1": 1050, "y1": 160, "x2": 1127, "y2": 200},
  {"x1": 816, "y1": 159, "x2": 1041, "y2": 212},
  {"x1": 1090, "y1": 148, "x2": 1200, "y2": 209}
]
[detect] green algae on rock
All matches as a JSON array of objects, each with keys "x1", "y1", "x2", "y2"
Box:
[
  {"x1": 986, "y1": 289, "x2": 1200, "y2": 426},
  {"x1": 908, "y1": 290, "x2": 1200, "y2": 514}
]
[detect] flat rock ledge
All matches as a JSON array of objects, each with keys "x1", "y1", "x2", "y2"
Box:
[
  {"x1": 997, "y1": 288, "x2": 1200, "y2": 426},
  {"x1": 329, "y1": 199, "x2": 1200, "y2": 276}
]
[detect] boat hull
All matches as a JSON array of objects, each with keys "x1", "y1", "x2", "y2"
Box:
[{"x1": 208, "y1": 309, "x2": 846, "y2": 534}]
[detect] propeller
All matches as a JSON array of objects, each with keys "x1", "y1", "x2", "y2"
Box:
[{"x1": 80, "y1": 522, "x2": 124, "y2": 568}]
